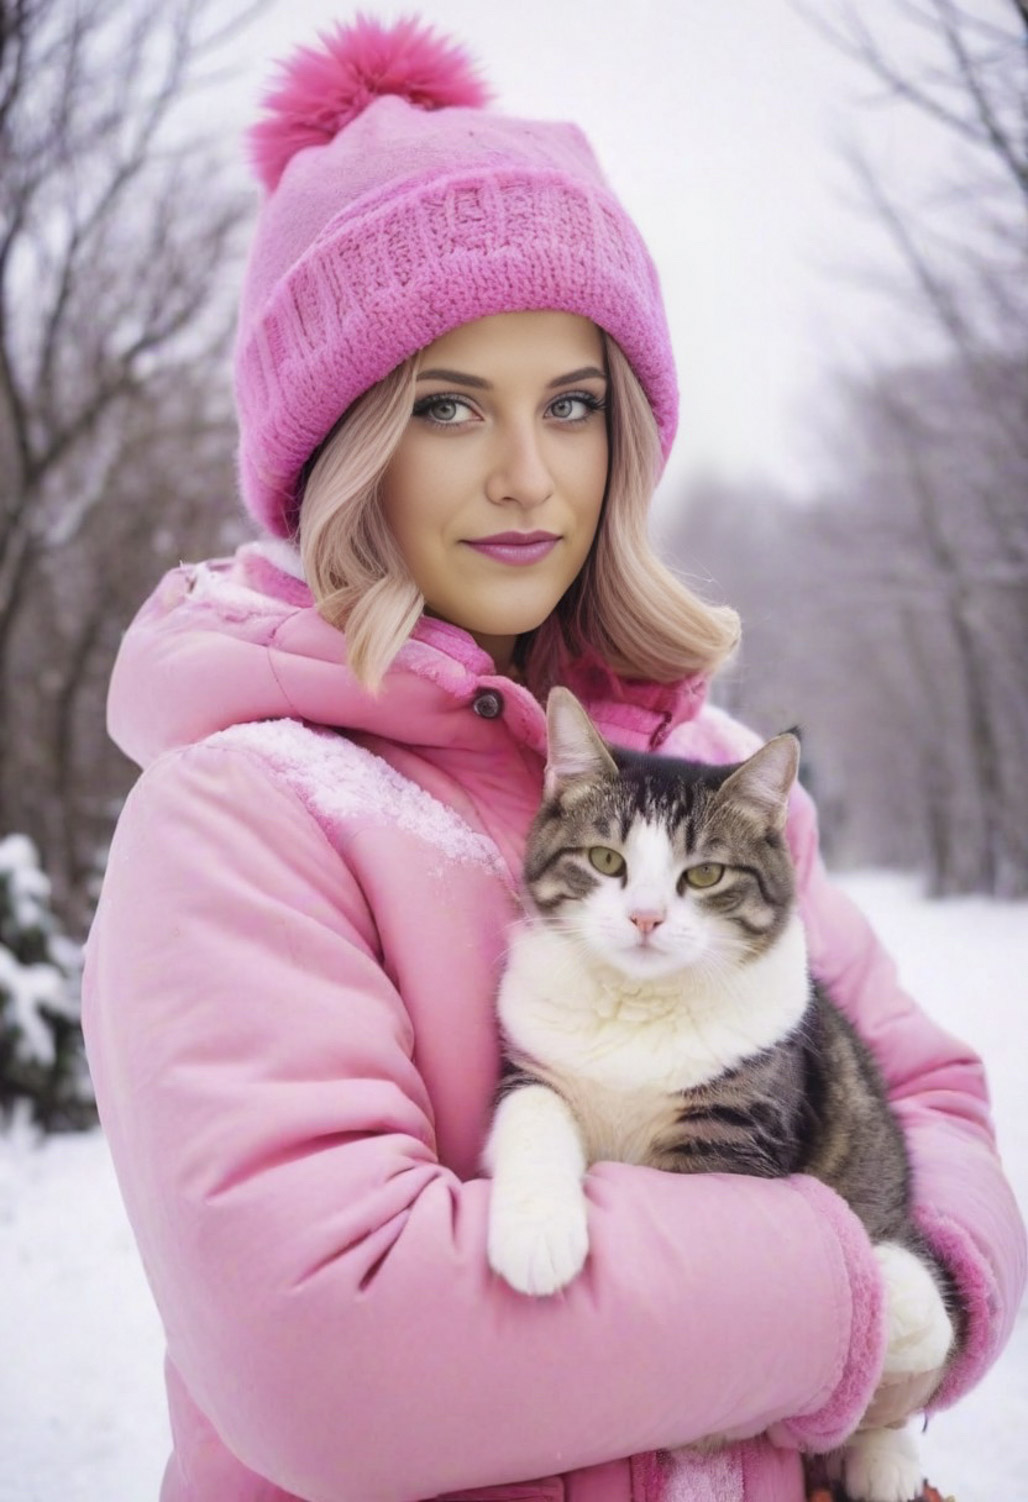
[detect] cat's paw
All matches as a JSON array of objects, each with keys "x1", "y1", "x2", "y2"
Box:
[
  {"x1": 875, "y1": 1242, "x2": 954, "y2": 1378},
  {"x1": 487, "y1": 1183, "x2": 589, "y2": 1296},
  {"x1": 826, "y1": 1425, "x2": 924, "y2": 1502}
]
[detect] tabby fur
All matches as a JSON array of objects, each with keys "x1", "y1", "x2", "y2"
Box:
[{"x1": 484, "y1": 689, "x2": 956, "y2": 1502}]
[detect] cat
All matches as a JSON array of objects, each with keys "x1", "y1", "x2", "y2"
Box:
[{"x1": 483, "y1": 687, "x2": 957, "y2": 1502}]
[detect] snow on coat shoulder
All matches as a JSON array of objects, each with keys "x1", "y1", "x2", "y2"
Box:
[{"x1": 201, "y1": 717, "x2": 508, "y2": 877}]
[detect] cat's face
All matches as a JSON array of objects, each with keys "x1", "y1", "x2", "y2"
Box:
[{"x1": 525, "y1": 690, "x2": 800, "y2": 980}]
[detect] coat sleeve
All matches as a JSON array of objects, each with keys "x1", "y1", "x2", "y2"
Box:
[
  {"x1": 786, "y1": 778, "x2": 1027, "y2": 1410},
  {"x1": 83, "y1": 741, "x2": 887, "y2": 1502}
]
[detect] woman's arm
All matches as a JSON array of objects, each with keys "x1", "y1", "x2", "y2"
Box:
[
  {"x1": 786, "y1": 778, "x2": 1027, "y2": 1410},
  {"x1": 83, "y1": 741, "x2": 887, "y2": 1502}
]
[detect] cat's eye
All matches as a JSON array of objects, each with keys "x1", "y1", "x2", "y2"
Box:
[
  {"x1": 588, "y1": 846, "x2": 626, "y2": 877},
  {"x1": 681, "y1": 863, "x2": 725, "y2": 890}
]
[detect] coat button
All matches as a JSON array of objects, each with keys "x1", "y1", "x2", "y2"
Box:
[{"x1": 472, "y1": 689, "x2": 504, "y2": 719}]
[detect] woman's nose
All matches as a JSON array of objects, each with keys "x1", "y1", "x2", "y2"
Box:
[{"x1": 484, "y1": 423, "x2": 554, "y2": 508}]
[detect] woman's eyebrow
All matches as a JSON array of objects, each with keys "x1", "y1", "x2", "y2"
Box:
[
  {"x1": 546, "y1": 366, "x2": 607, "y2": 388},
  {"x1": 416, "y1": 365, "x2": 608, "y2": 389},
  {"x1": 417, "y1": 367, "x2": 490, "y2": 388}
]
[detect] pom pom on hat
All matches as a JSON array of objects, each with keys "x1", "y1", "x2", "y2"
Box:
[{"x1": 249, "y1": 12, "x2": 493, "y2": 191}]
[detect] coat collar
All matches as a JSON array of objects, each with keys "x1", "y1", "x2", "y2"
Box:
[{"x1": 107, "y1": 538, "x2": 708, "y2": 769}]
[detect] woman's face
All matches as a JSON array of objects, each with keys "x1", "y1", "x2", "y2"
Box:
[{"x1": 379, "y1": 310, "x2": 609, "y2": 673}]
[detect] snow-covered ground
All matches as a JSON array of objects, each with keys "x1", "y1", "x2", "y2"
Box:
[{"x1": 1, "y1": 873, "x2": 1024, "y2": 1501}]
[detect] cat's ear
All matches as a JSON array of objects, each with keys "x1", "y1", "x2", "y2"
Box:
[
  {"x1": 544, "y1": 687, "x2": 618, "y2": 800},
  {"x1": 718, "y1": 734, "x2": 799, "y2": 832}
]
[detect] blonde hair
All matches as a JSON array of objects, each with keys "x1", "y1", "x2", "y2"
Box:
[{"x1": 298, "y1": 333, "x2": 740, "y2": 691}]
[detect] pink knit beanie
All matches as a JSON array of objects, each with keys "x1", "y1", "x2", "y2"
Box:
[{"x1": 236, "y1": 14, "x2": 679, "y2": 539}]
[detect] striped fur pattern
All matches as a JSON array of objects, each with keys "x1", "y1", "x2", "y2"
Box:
[
  {"x1": 484, "y1": 691, "x2": 954, "y2": 1502},
  {"x1": 493, "y1": 690, "x2": 918, "y2": 1234}
]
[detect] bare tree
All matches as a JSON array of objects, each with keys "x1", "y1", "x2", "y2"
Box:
[
  {"x1": 671, "y1": 346, "x2": 1028, "y2": 898},
  {"x1": 819, "y1": 352, "x2": 1027, "y2": 895},
  {"x1": 0, "y1": 0, "x2": 266, "y2": 928},
  {"x1": 794, "y1": 1, "x2": 1027, "y2": 361},
  {"x1": 734, "y1": 0, "x2": 1028, "y2": 896}
]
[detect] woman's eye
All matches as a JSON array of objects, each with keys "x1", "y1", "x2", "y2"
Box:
[
  {"x1": 588, "y1": 846, "x2": 626, "y2": 877},
  {"x1": 681, "y1": 863, "x2": 725, "y2": 891},
  {"x1": 412, "y1": 395, "x2": 475, "y2": 426},
  {"x1": 549, "y1": 393, "x2": 604, "y2": 423}
]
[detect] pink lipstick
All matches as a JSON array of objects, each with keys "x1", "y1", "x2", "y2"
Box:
[{"x1": 463, "y1": 531, "x2": 560, "y2": 566}]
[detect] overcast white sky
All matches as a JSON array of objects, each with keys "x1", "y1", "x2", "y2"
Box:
[{"x1": 208, "y1": 0, "x2": 987, "y2": 513}]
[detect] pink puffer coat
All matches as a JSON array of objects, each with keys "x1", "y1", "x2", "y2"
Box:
[{"x1": 82, "y1": 537, "x2": 1025, "y2": 1502}]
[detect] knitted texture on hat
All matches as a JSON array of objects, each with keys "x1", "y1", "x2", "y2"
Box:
[{"x1": 236, "y1": 15, "x2": 679, "y2": 538}]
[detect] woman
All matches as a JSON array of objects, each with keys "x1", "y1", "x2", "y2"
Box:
[{"x1": 82, "y1": 16, "x2": 1025, "y2": 1502}]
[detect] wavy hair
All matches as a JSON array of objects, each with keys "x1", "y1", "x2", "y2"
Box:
[{"x1": 297, "y1": 333, "x2": 740, "y2": 691}]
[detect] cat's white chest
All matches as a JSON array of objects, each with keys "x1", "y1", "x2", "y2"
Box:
[
  {"x1": 497, "y1": 917, "x2": 811, "y2": 1099},
  {"x1": 556, "y1": 1072, "x2": 678, "y2": 1164}
]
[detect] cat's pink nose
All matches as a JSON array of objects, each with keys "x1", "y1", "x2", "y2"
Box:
[{"x1": 630, "y1": 911, "x2": 664, "y2": 936}]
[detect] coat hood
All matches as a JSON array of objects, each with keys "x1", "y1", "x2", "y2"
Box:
[{"x1": 108, "y1": 538, "x2": 709, "y2": 770}]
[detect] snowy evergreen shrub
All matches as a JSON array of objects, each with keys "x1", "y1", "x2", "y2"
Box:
[{"x1": 0, "y1": 833, "x2": 96, "y2": 1133}]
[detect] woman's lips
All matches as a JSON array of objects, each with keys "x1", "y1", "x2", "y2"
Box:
[{"x1": 463, "y1": 532, "x2": 560, "y2": 566}]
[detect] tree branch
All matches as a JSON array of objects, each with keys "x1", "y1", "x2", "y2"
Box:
[{"x1": 934, "y1": 0, "x2": 1028, "y2": 199}]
